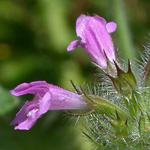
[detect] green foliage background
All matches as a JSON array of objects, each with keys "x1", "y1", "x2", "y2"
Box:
[{"x1": 0, "y1": 0, "x2": 150, "y2": 149}]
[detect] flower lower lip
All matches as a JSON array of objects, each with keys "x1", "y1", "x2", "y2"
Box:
[{"x1": 27, "y1": 108, "x2": 39, "y2": 117}]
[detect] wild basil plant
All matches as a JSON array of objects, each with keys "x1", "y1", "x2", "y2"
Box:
[{"x1": 11, "y1": 14, "x2": 150, "y2": 150}]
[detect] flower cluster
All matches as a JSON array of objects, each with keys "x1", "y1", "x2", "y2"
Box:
[
  {"x1": 10, "y1": 12, "x2": 150, "y2": 150},
  {"x1": 11, "y1": 14, "x2": 117, "y2": 130}
]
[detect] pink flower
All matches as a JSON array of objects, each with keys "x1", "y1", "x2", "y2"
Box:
[
  {"x1": 67, "y1": 14, "x2": 117, "y2": 69},
  {"x1": 10, "y1": 81, "x2": 90, "y2": 130}
]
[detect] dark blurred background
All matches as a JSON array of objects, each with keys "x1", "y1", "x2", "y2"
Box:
[{"x1": 0, "y1": 0, "x2": 150, "y2": 150}]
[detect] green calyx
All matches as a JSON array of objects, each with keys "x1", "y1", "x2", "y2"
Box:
[
  {"x1": 104, "y1": 110, "x2": 129, "y2": 137},
  {"x1": 84, "y1": 94, "x2": 132, "y2": 138},
  {"x1": 87, "y1": 95, "x2": 131, "y2": 120},
  {"x1": 107, "y1": 60, "x2": 137, "y2": 98}
]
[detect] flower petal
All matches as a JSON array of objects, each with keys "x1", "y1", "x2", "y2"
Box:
[
  {"x1": 106, "y1": 22, "x2": 117, "y2": 33},
  {"x1": 84, "y1": 27, "x2": 107, "y2": 68},
  {"x1": 85, "y1": 17, "x2": 116, "y2": 63},
  {"x1": 38, "y1": 92, "x2": 51, "y2": 115},
  {"x1": 10, "y1": 81, "x2": 48, "y2": 96},
  {"x1": 14, "y1": 108, "x2": 39, "y2": 130},
  {"x1": 48, "y1": 84, "x2": 89, "y2": 110},
  {"x1": 76, "y1": 14, "x2": 89, "y2": 40},
  {"x1": 10, "y1": 100, "x2": 39, "y2": 130},
  {"x1": 81, "y1": 16, "x2": 109, "y2": 68},
  {"x1": 93, "y1": 15, "x2": 107, "y2": 26},
  {"x1": 67, "y1": 40, "x2": 81, "y2": 51},
  {"x1": 10, "y1": 101, "x2": 30, "y2": 125}
]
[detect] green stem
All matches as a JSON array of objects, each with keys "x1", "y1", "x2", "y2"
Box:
[{"x1": 113, "y1": 0, "x2": 136, "y2": 59}]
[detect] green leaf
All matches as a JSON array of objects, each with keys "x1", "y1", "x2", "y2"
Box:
[{"x1": 0, "y1": 86, "x2": 18, "y2": 115}]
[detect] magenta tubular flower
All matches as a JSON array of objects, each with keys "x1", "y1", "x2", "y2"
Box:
[
  {"x1": 67, "y1": 14, "x2": 117, "y2": 69},
  {"x1": 10, "y1": 81, "x2": 90, "y2": 130}
]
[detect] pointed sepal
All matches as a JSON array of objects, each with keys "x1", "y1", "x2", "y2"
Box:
[
  {"x1": 82, "y1": 93, "x2": 131, "y2": 121},
  {"x1": 103, "y1": 111, "x2": 129, "y2": 137},
  {"x1": 107, "y1": 60, "x2": 137, "y2": 98}
]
